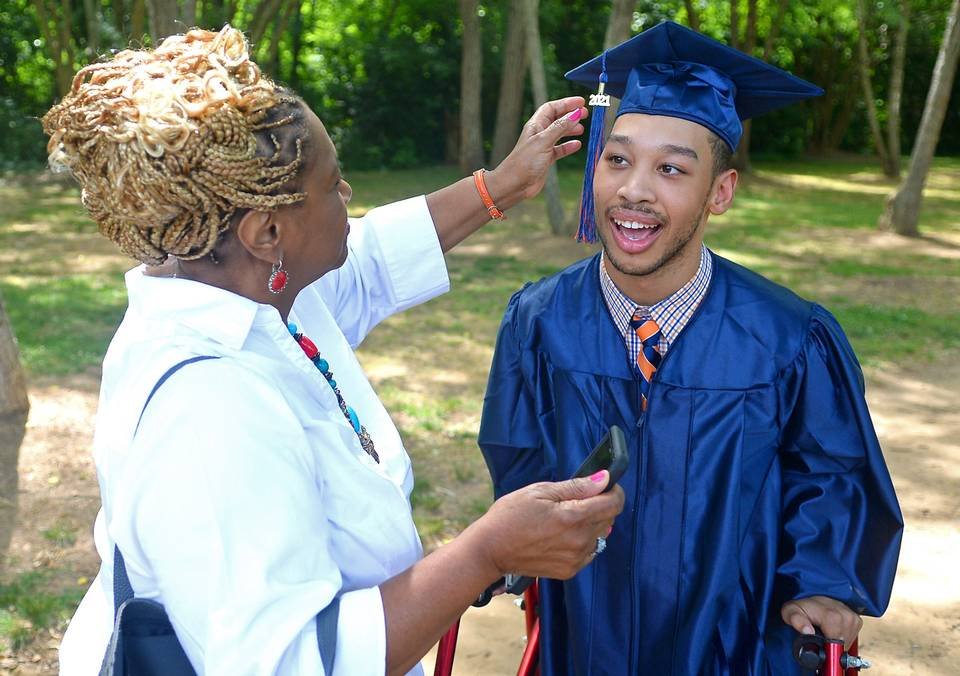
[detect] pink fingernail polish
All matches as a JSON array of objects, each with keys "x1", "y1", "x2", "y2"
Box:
[
  {"x1": 606, "y1": 525, "x2": 613, "y2": 536},
  {"x1": 590, "y1": 470, "x2": 606, "y2": 483},
  {"x1": 567, "y1": 107, "x2": 583, "y2": 122}
]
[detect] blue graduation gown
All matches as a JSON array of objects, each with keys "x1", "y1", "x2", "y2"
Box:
[{"x1": 478, "y1": 252, "x2": 902, "y2": 675}]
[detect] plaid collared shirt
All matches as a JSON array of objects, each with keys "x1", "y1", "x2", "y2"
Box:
[{"x1": 599, "y1": 245, "x2": 713, "y2": 362}]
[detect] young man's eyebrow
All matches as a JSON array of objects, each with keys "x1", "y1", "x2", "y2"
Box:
[
  {"x1": 658, "y1": 144, "x2": 699, "y2": 160},
  {"x1": 606, "y1": 135, "x2": 699, "y2": 162}
]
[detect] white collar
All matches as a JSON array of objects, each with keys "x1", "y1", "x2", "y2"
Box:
[{"x1": 124, "y1": 265, "x2": 281, "y2": 351}]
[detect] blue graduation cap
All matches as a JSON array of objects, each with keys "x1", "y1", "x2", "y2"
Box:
[{"x1": 565, "y1": 20, "x2": 823, "y2": 242}]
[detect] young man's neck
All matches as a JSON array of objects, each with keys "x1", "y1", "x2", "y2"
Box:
[{"x1": 604, "y1": 243, "x2": 703, "y2": 307}]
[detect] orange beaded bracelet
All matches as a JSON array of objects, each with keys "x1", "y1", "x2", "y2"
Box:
[{"x1": 472, "y1": 168, "x2": 506, "y2": 221}]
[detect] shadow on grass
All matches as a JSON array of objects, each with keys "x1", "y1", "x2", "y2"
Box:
[{"x1": 0, "y1": 276, "x2": 126, "y2": 377}]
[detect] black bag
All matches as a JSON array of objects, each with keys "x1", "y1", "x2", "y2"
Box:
[
  {"x1": 99, "y1": 546, "x2": 198, "y2": 676},
  {"x1": 98, "y1": 356, "x2": 340, "y2": 675}
]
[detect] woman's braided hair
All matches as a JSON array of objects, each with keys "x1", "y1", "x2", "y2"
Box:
[{"x1": 41, "y1": 26, "x2": 309, "y2": 265}]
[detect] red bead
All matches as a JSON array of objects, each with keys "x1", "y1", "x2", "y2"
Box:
[
  {"x1": 297, "y1": 334, "x2": 319, "y2": 360},
  {"x1": 269, "y1": 269, "x2": 288, "y2": 293}
]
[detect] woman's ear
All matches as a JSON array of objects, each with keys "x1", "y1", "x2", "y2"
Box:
[
  {"x1": 708, "y1": 169, "x2": 739, "y2": 216},
  {"x1": 234, "y1": 210, "x2": 281, "y2": 264}
]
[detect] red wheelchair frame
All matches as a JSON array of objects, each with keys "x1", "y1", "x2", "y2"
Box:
[
  {"x1": 433, "y1": 581, "x2": 541, "y2": 676},
  {"x1": 433, "y1": 580, "x2": 868, "y2": 676}
]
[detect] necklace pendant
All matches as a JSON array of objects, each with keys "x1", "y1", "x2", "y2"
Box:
[{"x1": 359, "y1": 428, "x2": 380, "y2": 463}]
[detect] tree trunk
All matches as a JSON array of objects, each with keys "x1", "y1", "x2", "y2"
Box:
[
  {"x1": 826, "y1": 68, "x2": 859, "y2": 151},
  {"x1": 490, "y1": 0, "x2": 528, "y2": 166},
  {"x1": 82, "y1": 0, "x2": 100, "y2": 56},
  {"x1": 0, "y1": 298, "x2": 29, "y2": 564},
  {"x1": 730, "y1": 0, "x2": 740, "y2": 50},
  {"x1": 288, "y1": 0, "x2": 312, "y2": 88},
  {"x1": 444, "y1": 108, "x2": 459, "y2": 165},
  {"x1": 604, "y1": 0, "x2": 634, "y2": 49},
  {"x1": 734, "y1": 0, "x2": 789, "y2": 167},
  {"x1": 886, "y1": 2, "x2": 910, "y2": 178},
  {"x1": 762, "y1": 0, "x2": 789, "y2": 60},
  {"x1": 856, "y1": 0, "x2": 895, "y2": 176},
  {"x1": 147, "y1": 0, "x2": 180, "y2": 41},
  {"x1": 744, "y1": 0, "x2": 757, "y2": 54},
  {"x1": 602, "y1": 0, "x2": 636, "y2": 142},
  {"x1": 683, "y1": 0, "x2": 699, "y2": 31},
  {"x1": 131, "y1": 0, "x2": 146, "y2": 42},
  {"x1": 248, "y1": 0, "x2": 286, "y2": 47},
  {"x1": 732, "y1": 0, "x2": 759, "y2": 171},
  {"x1": 879, "y1": 0, "x2": 960, "y2": 236},
  {"x1": 112, "y1": 0, "x2": 125, "y2": 35},
  {"x1": 32, "y1": 0, "x2": 76, "y2": 97},
  {"x1": 225, "y1": 0, "x2": 239, "y2": 26},
  {"x1": 458, "y1": 0, "x2": 485, "y2": 173},
  {"x1": 266, "y1": 0, "x2": 296, "y2": 77},
  {"x1": 521, "y1": 0, "x2": 564, "y2": 234},
  {"x1": 182, "y1": 0, "x2": 196, "y2": 27}
]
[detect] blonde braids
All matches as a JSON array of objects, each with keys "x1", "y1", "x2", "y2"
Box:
[{"x1": 41, "y1": 26, "x2": 308, "y2": 265}]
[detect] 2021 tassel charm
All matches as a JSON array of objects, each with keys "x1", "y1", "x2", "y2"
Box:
[{"x1": 577, "y1": 52, "x2": 610, "y2": 244}]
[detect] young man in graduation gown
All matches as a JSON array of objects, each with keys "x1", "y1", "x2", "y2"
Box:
[{"x1": 478, "y1": 21, "x2": 903, "y2": 675}]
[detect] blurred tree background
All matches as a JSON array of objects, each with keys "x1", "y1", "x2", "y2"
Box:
[{"x1": 2, "y1": 0, "x2": 957, "y2": 173}]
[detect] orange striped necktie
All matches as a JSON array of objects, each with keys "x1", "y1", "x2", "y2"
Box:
[{"x1": 629, "y1": 312, "x2": 662, "y2": 411}]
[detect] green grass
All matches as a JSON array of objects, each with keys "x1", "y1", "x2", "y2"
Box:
[
  {"x1": 3, "y1": 158, "x2": 956, "y2": 377},
  {"x1": 0, "y1": 571, "x2": 84, "y2": 651},
  {"x1": 41, "y1": 521, "x2": 78, "y2": 547},
  {"x1": 1, "y1": 277, "x2": 126, "y2": 375},
  {"x1": 1, "y1": 158, "x2": 958, "y2": 553},
  {"x1": 832, "y1": 303, "x2": 960, "y2": 362}
]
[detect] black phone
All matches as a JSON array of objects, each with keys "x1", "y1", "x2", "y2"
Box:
[
  {"x1": 570, "y1": 425, "x2": 628, "y2": 491},
  {"x1": 473, "y1": 426, "x2": 629, "y2": 605}
]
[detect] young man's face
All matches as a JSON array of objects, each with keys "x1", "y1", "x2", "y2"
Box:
[{"x1": 593, "y1": 113, "x2": 734, "y2": 288}]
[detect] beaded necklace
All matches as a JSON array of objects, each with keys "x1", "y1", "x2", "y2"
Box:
[{"x1": 287, "y1": 322, "x2": 380, "y2": 463}]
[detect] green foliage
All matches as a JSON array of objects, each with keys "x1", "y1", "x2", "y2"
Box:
[
  {"x1": 0, "y1": 571, "x2": 84, "y2": 651},
  {"x1": 0, "y1": 1, "x2": 56, "y2": 168},
  {"x1": 1, "y1": 0, "x2": 957, "y2": 167}
]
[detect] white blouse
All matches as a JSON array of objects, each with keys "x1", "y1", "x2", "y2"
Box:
[{"x1": 59, "y1": 196, "x2": 450, "y2": 676}]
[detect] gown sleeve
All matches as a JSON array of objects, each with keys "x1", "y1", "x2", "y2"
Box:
[
  {"x1": 775, "y1": 304, "x2": 903, "y2": 616},
  {"x1": 301, "y1": 196, "x2": 450, "y2": 348},
  {"x1": 479, "y1": 288, "x2": 553, "y2": 498}
]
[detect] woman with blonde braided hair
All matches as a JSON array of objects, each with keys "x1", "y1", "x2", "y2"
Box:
[{"x1": 46, "y1": 26, "x2": 623, "y2": 675}]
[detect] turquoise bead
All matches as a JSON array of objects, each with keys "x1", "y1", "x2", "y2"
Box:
[
  {"x1": 287, "y1": 322, "x2": 298, "y2": 335},
  {"x1": 317, "y1": 359, "x2": 329, "y2": 372},
  {"x1": 346, "y1": 406, "x2": 361, "y2": 433},
  {"x1": 328, "y1": 379, "x2": 337, "y2": 389}
]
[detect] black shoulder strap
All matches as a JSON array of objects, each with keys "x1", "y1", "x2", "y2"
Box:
[
  {"x1": 316, "y1": 597, "x2": 340, "y2": 674},
  {"x1": 111, "y1": 354, "x2": 339, "y2": 672},
  {"x1": 113, "y1": 355, "x2": 220, "y2": 614}
]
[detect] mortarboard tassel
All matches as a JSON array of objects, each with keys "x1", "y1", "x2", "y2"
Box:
[{"x1": 577, "y1": 53, "x2": 610, "y2": 243}]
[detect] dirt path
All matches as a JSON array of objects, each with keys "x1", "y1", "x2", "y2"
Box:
[{"x1": 3, "y1": 358, "x2": 958, "y2": 674}]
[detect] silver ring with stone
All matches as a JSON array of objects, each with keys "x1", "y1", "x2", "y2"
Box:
[{"x1": 593, "y1": 536, "x2": 607, "y2": 556}]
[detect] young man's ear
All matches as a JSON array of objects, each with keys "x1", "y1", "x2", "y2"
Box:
[{"x1": 708, "y1": 169, "x2": 738, "y2": 216}]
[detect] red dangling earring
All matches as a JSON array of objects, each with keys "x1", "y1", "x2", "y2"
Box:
[{"x1": 267, "y1": 258, "x2": 288, "y2": 294}]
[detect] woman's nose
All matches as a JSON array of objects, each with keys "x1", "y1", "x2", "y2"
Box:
[{"x1": 340, "y1": 178, "x2": 353, "y2": 204}]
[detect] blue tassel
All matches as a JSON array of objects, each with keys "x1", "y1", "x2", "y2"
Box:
[{"x1": 577, "y1": 57, "x2": 609, "y2": 244}]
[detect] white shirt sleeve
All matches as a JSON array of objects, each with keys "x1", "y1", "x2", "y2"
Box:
[
  {"x1": 115, "y1": 359, "x2": 386, "y2": 676},
  {"x1": 304, "y1": 195, "x2": 450, "y2": 347}
]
